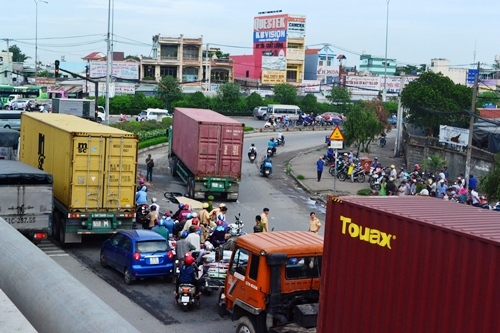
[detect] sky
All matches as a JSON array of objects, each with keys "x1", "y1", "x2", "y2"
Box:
[{"x1": 1, "y1": 0, "x2": 499, "y2": 69}]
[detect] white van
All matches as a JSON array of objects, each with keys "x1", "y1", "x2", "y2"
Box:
[
  {"x1": 136, "y1": 108, "x2": 172, "y2": 122},
  {"x1": 0, "y1": 110, "x2": 25, "y2": 130},
  {"x1": 267, "y1": 104, "x2": 302, "y2": 120}
]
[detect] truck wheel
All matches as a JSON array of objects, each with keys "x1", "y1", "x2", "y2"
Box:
[
  {"x1": 52, "y1": 213, "x2": 60, "y2": 242},
  {"x1": 170, "y1": 158, "x2": 178, "y2": 177},
  {"x1": 188, "y1": 177, "x2": 195, "y2": 198},
  {"x1": 236, "y1": 316, "x2": 257, "y2": 333},
  {"x1": 58, "y1": 216, "x2": 66, "y2": 247},
  {"x1": 100, "y1": 251, "x2": 108, "y2": 268}
]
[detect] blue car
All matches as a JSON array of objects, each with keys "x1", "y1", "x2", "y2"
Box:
[{"x1": 100, "y1": 230, "x2": 175, "y2": 285}]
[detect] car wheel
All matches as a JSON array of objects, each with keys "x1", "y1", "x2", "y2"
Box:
[
  {"x1": 100, "y1": 251, "x2": 108, "y2": 268},
  {"x1": 4, "y1": 125, "x2": 11, "y2": 129},
  {"x1": 97, "y1": 117, "x2": 102, "y2": 123},
  {"x1": 236, "y1": 316, "x2": 257, "y2": 333},
  {"x1": 124, "y1": 268, "x2": 133, "y2": 285}
]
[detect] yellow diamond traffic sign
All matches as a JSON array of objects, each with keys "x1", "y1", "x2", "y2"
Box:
[{"x1": 329, "y1": 126, "x2": 344, "y2": 141}]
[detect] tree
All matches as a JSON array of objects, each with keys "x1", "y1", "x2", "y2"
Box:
[
  {"x1": 420, "y1": 153, "x2": 447, "y2": 175},
  {"x1": 217, "y1": 82, "x2": 241, "y2": 104},
  {"x1": 155, "y1": 76, "x2": 183, "y2": 110},
  {"x1": 301, "y1": 94, "x2": 318, "y2": 113},
  {"x1": 246, "y1": 92, "x2": 263, "y2": 111},
  {"x1": 477, "y1": 91, "x2": 500, "y2": 107},
  {"x1": 189, "y1": 91, "x2": 208, "y2": 109},
  {"x1": 273, "y1": 83, "x2": 297, "y2": 104},
  {"x1": 327, "y1": 85, "x2": 351, "y2": 114},
  {"x1": 343, "y1": 101, "x2": 384, "y2": 152},
  {"x1": 37, "y1": 70, "x2": 52, "y2": 78},
  {"x1": 480, "y1": 154, "x2": 500, "y2": 201},
  {"x1": 2, "y1": 45, "x2": 29, "y2": 62},
  {"x1": 401, "y1": 71, "x2": 472, "y2": 136},
  {"x1": 125, "y1": 55, "x2": 140, "y2": 62}
]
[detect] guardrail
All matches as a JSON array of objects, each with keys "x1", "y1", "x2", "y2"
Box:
[{"x1": 0, "y1": 217, "x2": 140, "y2": 333}]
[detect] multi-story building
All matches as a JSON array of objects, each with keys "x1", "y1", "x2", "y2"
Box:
[
  {"x1": 231, "y1": 12, "x2": 306, "y2": 87},
  {"x1": 428, "y1": 58, "x2": 467, "y2": 85},
  {"x1": 359, "y1": 53, "x2": 396, "y2": 76},
  {"x1": 141, "y1": 34, "x2": 203, "y2": 84},
  {"x1": 304, "y1": 45, "x2": 338, "y2": 84}
]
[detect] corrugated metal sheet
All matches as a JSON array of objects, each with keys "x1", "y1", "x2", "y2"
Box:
[
  {"x1": 172, "y1": 108, "x2": 243, "y2": 178},
  {"x1": 236, "y1": 231, "x2": 323, "y2": 255},
  {"x1": 318, "y1": 196, "x2": 500, "y2": 333}
]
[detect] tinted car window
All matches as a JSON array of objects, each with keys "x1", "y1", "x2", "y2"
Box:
[
  {"x1": 136, "y1": 240, "x2": 168, "y2": 253},
  {"x1": 110, "y1": 233, "x2": 125, "y2": 246},
  {"x1": 121, "y1": 237, "x2": 132, "y2": 251}
]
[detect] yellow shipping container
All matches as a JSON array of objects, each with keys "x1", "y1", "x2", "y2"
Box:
[{"x1": 19, "y1": 113, "x2": 138, "y2": 212}]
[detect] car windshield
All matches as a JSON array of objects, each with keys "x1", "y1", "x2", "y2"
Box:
[
  {"x1": 140, "y1": 111, "x2": 147, "y2": 116},
  {"x1": 136, "y1": 240, "x2": 168, "y2": 253}
]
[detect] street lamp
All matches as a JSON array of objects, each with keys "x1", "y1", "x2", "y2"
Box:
[
  {"x1": 34, "y1": 0, "x2": 48, "y2": 83},
  {"x1": 382, "y1": 0, "x2": 390, "y2": 102}
]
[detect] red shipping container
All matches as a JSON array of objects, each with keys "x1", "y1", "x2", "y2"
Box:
[
  {"x1": 319, "y1": 195, "x2": 500, "y2": 333},
  {"x1": 171, "y1": 108, "x2": 244, "y2": 179}
]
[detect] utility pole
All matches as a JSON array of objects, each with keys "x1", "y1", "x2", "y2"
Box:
[
  {"x1": 5, "y1": 39, "x2": 10, "y2": 85},
  {"x1": 105, "y1": 0, "x2": 113, "y2": 125},
  {"x1": 394, "y1": 73, "x2": 405, "y2": 157},
  {"x1": 465, "y1": 61, "x2": 480, "y2": 188},
  {"x1": 205, "y1": 43, "x2": 209, "y2": 91}
]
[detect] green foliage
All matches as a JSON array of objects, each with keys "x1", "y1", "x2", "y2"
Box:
[
  {"x1": 479, "y1": 154, "x2": 500, "y2": 201},
  {"x1": 343, "y1": 101, "x2": 384, "y2": 152},
  {"x1": 244, "y1": 126, "x2": 254, "y2": 132},
  {"x1": 384, "y1": 101, "x2": 398, "y2": 115},
  {"x1": 4, "y1": 45, "x2": 29, "y2": 62},
  {"x1": 125, "y1": 55, "x2": 140, "y2": 61},
  {"x1": 420, "y1": 153, "x2": 447, "y2": 174},
  {"x1": 327, "y1": 86, "x2": 351, "y2": 105},
  {"x1": 37, "y1": 70, "x2": 52, "y2": 78},
  {"x1": 357, "y1": 189, "x2": 372, "y2": 196},
  {"x1": 478, "y1": 91, "x2": 500, "y2": 107},
  {"x1": 300, "y1": 94, "x2": 318, "y2": 113},
  {"x1": 139, "y1": 137, "x2": 168, "y2": 149},
  {"x1": 246, "y1": 92, "x2": 264, "y2": 111},
  {"x1": 190, "y1": 91, "x2": 208, "y2": 109},
  {"x1": 96, "y1": 94, "x2": 164, "y2": 115},
  {"x1": 156, "y1": 76, "x2": 183, "y2": 110},
  {"x1": 273, "y1": 83, "x2": 297, "y2": 104},
  {"x1": 217, "y1": 82, "x2": 242, "y2": 104},
  {"x1": 401, "y1": 71, "x2": 473, "y2": 136},
  {"x1": 296, "y1": 175, "x2": 305, "y2": 180}
]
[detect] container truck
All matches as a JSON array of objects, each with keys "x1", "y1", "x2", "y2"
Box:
[
  {"x1": 19, "y1": 113, "x2": 138, "y2": 245},
  {"x1": 0, "y1": 160, "x2": 53, "y2": 244},
  {"x1": 169, "y1": 108, "x2": 244, "y2": 201},
  {"x1": 52, "y1": 98, "x2": 106, "y2": 123},
  {"x1": 0, "y1": 127, "x2": 20, "y2": 159},
  {"x1": 315, "y1": 195, "x2": 500, "y2": 333}
]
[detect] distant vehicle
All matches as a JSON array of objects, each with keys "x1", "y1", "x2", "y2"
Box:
[
  {"x1": 12, "y1": 99, "x2": 29, "y2": 110},
  {"x1": 100, "y1": 230, "x2": 175, "y2": 285},
  {"x1": 252, "y1": 106, "x2": 268, "y2": 120},
  {"x1": 0, "y1": 110, "x2": 25, "y2": 130},
  {"x1": 136, "y1": 108, "x2": 172, "y2": 122},
  {"x1": 266, "y1": 104, "x2": 302, "y2": 120},
  {"x1": 52, "y1": 98, "x2": 106, "y2": 123}
]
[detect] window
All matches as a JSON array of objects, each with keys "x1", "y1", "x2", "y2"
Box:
[
  {"x1": 182, "y1": 67, "x2": 198, "y2": 82},
  {"x1": 319, "y1": 61, "x2": 323, "y2": 66},
  {"x1": 160, "y1": 66, "x2": 178, "y2": 78},
  {"x1": 285, "y1": 256, "x2": 322, "y2": 280},
  {"x1": 248, "y1": 254, "x2": 259, "y2": 281},
  {"x1": 136, "y1": 240, "x2": 168, "y2": 253},
  {"x1": 230, "y1": 248, "x2": 249, "y2": 276},
  {"x1": 183, "y1": 46, "x2": 199, "y2": 61},
  {"x1": 161, "y1": 45, "x2": 178, "y2": 60},
  {"x1": 110, "y1": 233, "x2": 125, "y2": 247},
  {"x1": 121, "y1": 237, "x2": 132, "y2": 251}
]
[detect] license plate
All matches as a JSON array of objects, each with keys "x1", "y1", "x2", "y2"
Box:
[
  {"x1": 212, "y1": 183, "x2": 222, "y2": 188},
  {"x1": 4, "y1": 216, "x2": 37, "y2": 224},
  {"x1": 150, "y1": 257, "x2": 159, "y2": 265},
  {"x1": 181, "y1": 296, "x2": 190, "y2": 303},
  {"x1": 93, "y1": 219, "x2": 110, "y2": 228}
]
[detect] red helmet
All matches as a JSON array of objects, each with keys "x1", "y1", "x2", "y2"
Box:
[
  {"x1": 183, "y1": 204, "x2": 190, "y2": 210},
  {"x1": 139, "y1": 179, "x2": 145, "y2": 185},
  {"x1": 185, "y1": 255, "x2": 194, "y2": 265}
]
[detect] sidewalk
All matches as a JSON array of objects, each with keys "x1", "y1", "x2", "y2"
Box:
[{"x1": 290, "y1": 129, "x2": 405, "y2": 199}]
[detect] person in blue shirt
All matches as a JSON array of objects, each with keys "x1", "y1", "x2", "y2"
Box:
[
  {"x1": 317, "y1": 156, "x2": 325, "y2": 182},
  {"x1": 468, "y1": 174, "x2": 477, "y2": 190},
  {"x1": 135, "y1": 186, "x2": 148, "y2": 205},
  {"x1": 162, "y1": 212, "x2": 175, "y2": 236},
  {"x1": 267, "y1": 137, "x2": 277, "y2": 155},
  {"x1": 371, "y1": 157, "x2": 381, "y2": 170},
  {"x1": 261, "y1": 154, "x2": 273, "y2": 175}
]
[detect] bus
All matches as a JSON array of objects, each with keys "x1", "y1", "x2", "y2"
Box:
[
  {"x1": 0, "y1": 110, "x2": 25, "y2": 130},
  {"x1": 0, "y1": 85, "x2": 48, "y2": 108}
]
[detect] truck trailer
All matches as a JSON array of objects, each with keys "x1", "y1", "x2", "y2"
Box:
[
  {"x1": 317, "y1": 195, "x2": 500, "y2": 333},
  {"x1": 0, "y1": 160, "x2": 53, "y2": 244},
  {"x1": 52, "y1": 98, "x2": 106, "y2": 123},
  {"x1": 169, "y1": 108, "x2": 244, "y2": 200},
  {"x1": 19, "y1": 113, "x2": 138, "y2": 245}
]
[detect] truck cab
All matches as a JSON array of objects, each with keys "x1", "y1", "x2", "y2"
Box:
[{"x1": 220, "y1": 231, "x2": 323, "y2": 333}]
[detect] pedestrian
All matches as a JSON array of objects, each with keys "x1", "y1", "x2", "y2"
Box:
[
  {"x1": 308, "y1": 212, "x2": 321, "y2": 234},
  {"x1": 260, "y1": 208, "x2": 270, "y2": 232},
  {"x1": 468, "y1": 174, "x2": 477, "y2": 190},
  {"x1": 253, "y1": 215, "x2": 263, "y2": 233},
  {"x1": 316, "y1": 156, "x2": 325, "y2": 182},
  {"x1": 379, "y1": 177, "x2": 387, "y2": 196},
  {"x1": 146, "y1": 154, "x2": 154, "y2": 182}
]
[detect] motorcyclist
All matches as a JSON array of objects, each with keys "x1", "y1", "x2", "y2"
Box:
[
  {"x1": 176, "y1": 231, "x2": 196, "y2": 263},
  {"x1": 172, "y1": 203, "x2": 184, "y2": 221},
  {"x1": 150, "y1": 197, "x2": 160, "y2": 215},
  {"x1": 248, "y1": 143, "x2": 257, "y2": 160},
  {"x1": 277, "y1": 130, "x2": 284, "y2": 145},
  {"x1": 260, "y1": 154, "x2": 273, "y2": 175},
  {"x1": 210, "y1": 220, "x2": 228, "y2": 248},
  {"x1": 267, "y1": 137, "x2": 277, "y2": 155},
  {"x1": 174, "y1": 253, "x2": 200, "y2": 305},
  {"x1": 371, "y1": 157, "x2": 381, "y2": 170},
  {"x1": 135, "y1": 186, "x2": 148, "y2": 206},
  {"x1": 221, "y1": 224, "x2": 239, "y2": 251},
  {"x1": 151, "y1": 218, "x2": 169, "y2": 240}
]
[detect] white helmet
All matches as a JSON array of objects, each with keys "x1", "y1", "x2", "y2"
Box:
[
  {"x1": 204, "y1": 241, "x2": 214, "y2": 252},
  {"x1": 191, "y1": 212, "x2": 198, "y2": 218},
  {"x1": 151, "y1": 197, "x2": 157, "y2": 203},
  {"x1": 228, "y1": 223, "x2": 239, "y2": 236}
]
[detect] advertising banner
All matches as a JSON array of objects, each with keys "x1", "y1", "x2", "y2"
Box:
[
  {"x1": 345, "y1": 76, "x2": 380, "y2": 93},
  {"x1": 262, "y1": 54, "x2": 286, "y2": 71},
  {"x1": 287, "y1": 16, "x2": 306, "y2": 38},
  {"x1": 286, "y1": 48, "x2": 305, "y2": 61},
  {"x1": 86, "y1": 82, "x2": 115, "y2": 97},
  {"x1": 261, "y1": 70, "x2": 286, "y2": 84},
  {"x1": 114, "y1": 82, "x2": 135, "y2": 95},
  {"x1": 439, "y1": 125, "x2": 469, "y2": 147},
  {"x1": 301, "y1": 80, "x2": 321, "y2": 93},
  {"x1": 89, "y1": 61, "x2": 139, "y2": 80},
  {"x1": 253, "y1": 14, "x2": 288, "y2": 43}
]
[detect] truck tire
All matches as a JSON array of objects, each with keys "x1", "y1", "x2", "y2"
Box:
[
  {"x1": 236, "y1": 316, "x2": 257, "y2": 333},
  {"x1": 170, "y1": 158, "x2": 178, "y2": 177},
  {"x1": 188, "y1": 177, "x2": 195, "y2": 198},
  {"x1": 52, "y1": 213, "x2": 60, "y2": 242},
  {"x1": 58, "y1": 217, "x2": 67, "y2": 247}
]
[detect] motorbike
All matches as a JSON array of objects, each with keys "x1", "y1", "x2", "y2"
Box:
[
  {"x1": 369, "y1": 167, "x2": 386, "y2": 190},
  {"x1": 248, "y1": 152, "x2": 256, "y2": 163},
  {"x1": 118, "y1": 114, "x2": 128, "y2": 122},
  {"x1": 329, "y1": 159, "x2": 346, "y2": 177},
  {"x1": 266, "y1": 146, "x2": 275, "y2": 157},
  {"x1": 338, "y1": 163, "x2": 365, "y2": 183},
  {"x1": 380, "y1": 136, "x2": 387, "y2": 147},
  {"x1": 276, "y1": 137, "x2": 285, "y2": 146},
  {"x1": 177, "y1": 283, "x2": 197, "y2": 311},
  {"x1": 260, "y1": 160, "x2": 273, "y2": 177}
]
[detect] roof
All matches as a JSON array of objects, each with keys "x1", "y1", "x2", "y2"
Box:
[
  {"x1": 0, "y1": 127, "x2": 20, "y2": 147},
  {"x1": 175, "y1": 108, "x2": 243, "y2": 125},
  {"x1": 305, "y1": 48, "x2": 320, "y2": 55},
  {"x1": 235, "y1": 231, "x2": 323, "y2": 256},
  {"x1": 478, "y1": 108, "x2": 500, "y2": 119},
  {"x1": 0, "y1": 160, "x2": 53, "y2": 184},
  {"x1": 120, "y1": 229, "x2": 167, "y2": 241},
  {"x1": 22, "y1": 113, "x2": 137, "y2": 137},
  {"x1": 337, "y1": 196, "x2": 500, "y2": 244},
  {"x1": 82, "y1": 52, "x2": 105, "y2": 60}
]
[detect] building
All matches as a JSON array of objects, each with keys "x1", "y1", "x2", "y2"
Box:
[
  {"x1": 231, "y1": 12, "x2": 306, "y2": 87},
  {"x1": 359, "y1": 53, "x2": 396, "y2": 76},
  {"x1": 428, "y1": 58, "x2": 467, "y2": 85},
  {"x1": 304, "y1": 46, "x2": 338, "y2": 84}
]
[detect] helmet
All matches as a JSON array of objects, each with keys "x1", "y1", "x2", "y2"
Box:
[
  {"x1": 184, "y1": 255, "x2": 195, "y2": 265},
  {"x1": 217, "y1": 220, "x2": 224, "y2": 226},
  {"x1": 251, "y1": 143, "x2": 255, "y2": 147},
  {"x1": 158, "y1": 219, "x2": 166, "y2": 227},
  {"x1": 139, "y1": 179, "x2": 145, "y2": 185},
  {"x1": 186, "y1": 213, "x2": 193, "y2": 220},
  {"x1": 270, "y1": 137, "x2": 274, "y2": 141},
  {"x1": 204, "y1": 241, "x2": 214, "y2": 252},
  {"x1": 202, "y1": 203, "x2": 209, "y2": 209},
  {"x1": 178, "y1": 203, "x2": 185, "y2": 209},
  {"x1": 415, "y1": 164, "x2": 421, "y2": 170},
  {"x1": 374, "y1": 157, "x2": 379, "y2": 160},
  {"x1": 391, "y1": 165, "x2": 395, "y2": 169},
  {"x1": 181, "y1": 231, "x2": 189, "y2": 238},
  {"x1": 151, "y1": 197, "x2": 157, "y2": 203},
  {"x1": 191, "y1": 212, "x2": 198, "y2": 218},
  {"x1": 183, "y1": 204, "x2": 190, "y2": 210},
  {"x1": 219, "y1": 203, "x2": 226, "y2": 208},
  {"x1": 228, "y1": 223, "x2": 238, "y2": 236}
]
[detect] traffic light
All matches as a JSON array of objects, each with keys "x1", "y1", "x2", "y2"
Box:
[{"x1": 55, "y1": 60, "x2": 60, "y2": 78}]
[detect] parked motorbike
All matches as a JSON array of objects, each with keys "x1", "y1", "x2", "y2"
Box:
[
  {"x1": 338, "y1": 163, "x2": 365, "y2": 183},
  {"x1": 177, "y1": 284, "x2": 197, "y2": 311},
  {"x1": 369, "y1": 168, "x2": 386, "y2": 190},
  {"x1": 329, "y1": 159, "x2": 346, "y2": 177},
  {"x1": 248, "y1": 152, "x2": 256, "y2": 163},
  {"x1": 276, "y1": 137, "x2": 285, "y2": 146}
]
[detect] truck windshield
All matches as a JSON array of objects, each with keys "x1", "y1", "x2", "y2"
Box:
[{"x1": 285, "y1": 256, "x2": 322, "y2": 280}]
